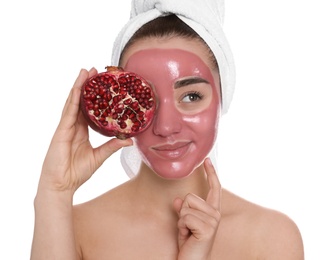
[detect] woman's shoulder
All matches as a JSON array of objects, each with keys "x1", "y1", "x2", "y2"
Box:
[
  {"x1": 73, "y1": 180, "x2": 132, "y2": 216},
  {"x1": 72, "y1": 181, "x2": 134, "y2": 250},
  {"x1": 220, "y1": 188, "x2": 304, "y2": 259}
]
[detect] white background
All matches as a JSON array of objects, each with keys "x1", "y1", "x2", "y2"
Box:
[{"x1": 1, "y1": 0, "x2": 327, "y2": 259}]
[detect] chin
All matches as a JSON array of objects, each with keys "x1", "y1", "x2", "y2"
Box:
[{"x1": 150, "y1": 160, "x2": 202, "y2": 180}]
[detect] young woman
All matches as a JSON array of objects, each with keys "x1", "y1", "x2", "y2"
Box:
[{"x1": 31, "y1": 8, "x2": 304, "y2": 260}]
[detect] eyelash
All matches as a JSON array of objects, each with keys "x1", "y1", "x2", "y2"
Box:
[{"x1": 181, "y1": 91, "x2": 204, "y2": 103}]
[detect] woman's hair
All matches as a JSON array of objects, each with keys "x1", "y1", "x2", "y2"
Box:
[{"x1": 119, "y1": 15, "x2": 218, "y2": 70}]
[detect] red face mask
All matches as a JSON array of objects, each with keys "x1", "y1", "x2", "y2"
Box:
[{"x1": 124, "y1": 48, "x2": 221, "y2": 179}]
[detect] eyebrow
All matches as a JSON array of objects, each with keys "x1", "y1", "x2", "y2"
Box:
[{"x1": 174, "y1": 77, "x2": 210, "y2": 89}]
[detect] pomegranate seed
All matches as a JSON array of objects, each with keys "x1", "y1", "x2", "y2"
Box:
[{"x1": 80, "y1": 66, "x2": 156, "y2": 139}]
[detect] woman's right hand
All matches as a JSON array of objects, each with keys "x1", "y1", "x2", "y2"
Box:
[{"x1": 37, "y1": 68, "x2": 132, "y2": 195}]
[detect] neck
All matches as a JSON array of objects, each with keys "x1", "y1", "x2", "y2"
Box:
[{"x1": 128, "y1": 162, "x2": 209, "y2": 217}]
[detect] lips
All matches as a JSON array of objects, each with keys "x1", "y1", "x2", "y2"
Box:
[{"x1": 151, "y1": 141, "x2": 192, "y2": 160}]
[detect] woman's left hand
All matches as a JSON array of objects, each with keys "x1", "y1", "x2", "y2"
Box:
[{"x1": 173, "y1": 158, "x2": 221, "y2": 260}]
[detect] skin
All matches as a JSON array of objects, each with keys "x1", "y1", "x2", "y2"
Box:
[
  {"x1": 124, "y1": 48, "x2": 220, "y2": 179},
  {"x1": 31, "y1": 37, "x2": 304, "y2": 260}
]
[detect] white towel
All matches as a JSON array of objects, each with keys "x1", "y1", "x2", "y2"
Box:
[
  {"x1": 111, "y1": 0, "x2": 235, "y2": 178},
  {"x1": 112, "y1": 0, "x2": 236, "y2": 114}
]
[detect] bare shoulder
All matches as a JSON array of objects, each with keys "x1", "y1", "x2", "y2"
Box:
[
  {"x1": 73, "y1": 180, "x2": 132, "y2": 220},
  {"x1": 72, "y1": 181, "x2": 133, "y2": 259},
  {"x1": 219, "y1": 189, "x2": 304, "y2": 259}
]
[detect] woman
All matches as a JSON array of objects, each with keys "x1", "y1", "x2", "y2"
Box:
[{"x1": 31, "y1": 4, "x2": 304, "y2": 260}]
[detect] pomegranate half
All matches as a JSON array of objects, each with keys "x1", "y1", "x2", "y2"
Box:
[{"x1": 80, "y1": 66, "x2": 156, "y2": 139}]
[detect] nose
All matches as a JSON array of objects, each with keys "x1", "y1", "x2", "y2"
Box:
[{"x1": 153, "y1": 100, "x2": 182, "y2": 137}]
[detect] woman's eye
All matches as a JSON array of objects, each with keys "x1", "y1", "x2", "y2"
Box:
[{"x1": 181, "y1": 92, "x2": 203, "y2": 103}]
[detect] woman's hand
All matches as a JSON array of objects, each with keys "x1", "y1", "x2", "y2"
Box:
[
  {"x1": 173, "y1": 158, "x2": 221, "y2": 260},
  {"x1": 38, "y1": 68, "x2": 132, "y2": 194}
]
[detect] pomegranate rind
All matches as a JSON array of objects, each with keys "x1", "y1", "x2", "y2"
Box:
[{"x1": 80, "y1": 67, "x2": 156, "y2": 139}]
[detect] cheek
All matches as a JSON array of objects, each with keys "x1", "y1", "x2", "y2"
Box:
[
  {"x1": 186, "y1": 107, "x2": 219, "y2": 161},
  {"x1": 184, "y1": 113, "x2": 216, "y2": 132},
  {"x1": 184, "y1": 96, "x2": 220, "y2": 136}
]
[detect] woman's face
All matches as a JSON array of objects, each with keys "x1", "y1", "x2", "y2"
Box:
[{"x1": 121, "y1": 37, "x2": 221, "y2": 179}]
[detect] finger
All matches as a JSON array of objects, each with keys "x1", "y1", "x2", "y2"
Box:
[
  {"x1": 177, "y1": 215, "x2": 193, "y2": 244},
  {"x1": 88, "y1": 67, "x2": 98, "y2": 77},
  {"x1": 73, "y1": 68, "x2": 91, "y2": 90},
  {"x1": 60, "y1": 69, "x2": 89, "y2": 128},
  {"x1": 177, "y1": 213, "x2": 214, "y2": 241},
  {"x1": 179, "y1": 206, "x2": 220, "y2": 227},
  {"x1": 173, "y1": 197, "x2": 190, "y2": 247},
  {"x1": 180, "y1": 193, "x2": 220, "y2": 221},
  {"x1": 71, "y1": 110, "x2": 90, "y2": 143},
  {"x1": 173, "y1": 197, "x2": 183, "y2": 215},
  {"x1": 62, "y1": 68, "x2": 95, "y2": 117},
  {"x1": 93, "y1": 138, "x2": 133, "y2": 167},
  {"x1": 204, "y1": 158, "x2": 221, "y2": 211},
  {"x1": 70, "y1": 68, "x2": 98, "y2": 131},
  {"x1": 177, "y1": 220, "x2": 191, "y2": 247}
]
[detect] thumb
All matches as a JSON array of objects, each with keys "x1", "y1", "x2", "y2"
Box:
[
  {"x1": 94, "y1": 138, "x2": 133, "y2": 167},
  {"x1": 173, "y1": 197, "x2": 183, "y2": 215},
  {"x1": 173, "y1": 197, "x2": 191, "y2": 249}
]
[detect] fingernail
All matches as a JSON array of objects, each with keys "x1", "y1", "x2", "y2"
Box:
[{"x1": 207, "y1": 157, "x2": 213, "y2": 166}]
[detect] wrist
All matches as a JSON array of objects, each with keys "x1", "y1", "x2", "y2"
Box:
[{"x1": 34, "y1": 186, "x2": 74, "y2": 210}]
